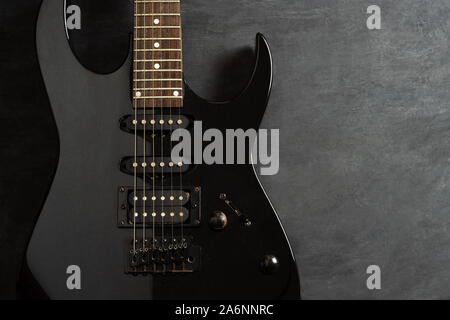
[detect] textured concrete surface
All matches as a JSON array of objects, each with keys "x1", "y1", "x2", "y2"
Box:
[
  {"x1": 61, "y1": 0, "x2": 450, "y2": 299},
  {"x1": 179, "y1": 0, "x2": 450, "y2": 299}
]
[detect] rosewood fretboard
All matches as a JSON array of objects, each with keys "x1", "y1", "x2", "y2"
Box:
[{"x1": 133, "y1": 0, "x2": 183, "y2": 108}]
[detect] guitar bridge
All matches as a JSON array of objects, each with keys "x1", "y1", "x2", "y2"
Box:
[{"x1": 126, "y1": 237, "x2": 201, "y2": 274}]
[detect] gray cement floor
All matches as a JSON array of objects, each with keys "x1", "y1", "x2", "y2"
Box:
[{"x1": 180, "y1": 0, "x2": 450, "y2": 299}]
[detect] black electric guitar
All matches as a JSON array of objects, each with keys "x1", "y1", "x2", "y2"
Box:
[{"x1": 26, "y1": 0, "x2": 300, "y2": 299}]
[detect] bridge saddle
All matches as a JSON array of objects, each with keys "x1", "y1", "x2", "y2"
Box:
[{"x1": 126, "y1": 237, "x2": 201, "y2": 275}]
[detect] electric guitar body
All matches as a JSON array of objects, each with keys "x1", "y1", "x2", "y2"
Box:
[{"x1": 26, "y1": 0, "x2": 300, "y2": 299}]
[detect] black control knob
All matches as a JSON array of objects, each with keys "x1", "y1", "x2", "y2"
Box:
[
  {"x1": 260, "y1": 254, "x2": 280, "y2": 274},
  {"x1": 209, "y1": 211, "x2": 228, "y2": 230}
]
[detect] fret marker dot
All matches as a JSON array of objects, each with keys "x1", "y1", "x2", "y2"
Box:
[
  {"x1": 179, "y1": 196, "x2": 184, "y2": 201},
  {"x1": 154, "y1": 42, "x2": 160, "y2": 48},
  {"x1": 143, "y1": 196, "x2": 147, "y2": 201},
  {"x1": 141, "y1": 119, "x2": 147, "y2": 125},
  {"x1": 150, "y1": 120, "x2": 156, "y2": 125},
  {"x1": 179, "y1": 212, "x2": 184, "y2": 217},
  {"x1": 161, "y1": 196, "x2": 165, "y2": 201},
  {"x1": 133, "y1": 162, "x2": 138, "y2": 168},
  {"x1": 132, "y1": 120, "x2": 138, "y2": 125},
  {"x1": 134, "y1": 212, "x2": 138, "y2": 217},
  {"x1": 143, "y1": 212, "x2": 148, "y2": 217},
  {"x1": 154, "y1": 19, "x2": 160, "y2": 25},
  {"x1": 169, "y1": 162, "x2": 174, "y2": 167},
  {"x1": 142, "y1": 162, "x2": 147, "y2": 168},
  {"x1": 160, "y1": 162, "x2": 165, "y2": 167},
  {"x1": 177, "y1": 162, "x2": 183, "y2": 167},
  {"x1": 161, "y1": 212, "x2": 166, "y2": 217},
  {"x1": 170, "y1": 196, "x2": 175, "y2": 201},
  {"x1": 173, "y1": 90, "x2": 179, "y2": 97},
  {"x1": 154, "y1": 63, "x2": 160, "y2": 69},
  {"x1": 136, "y1": 91, "x2": 142, "y2": 97},
  {"x1": 133, "y1": 196, "x2": 138, "y2": 201},
  {"x1": 151, "y1": 162, "x2": 156, "y2": 167},
  {"x1": 177, "y1": 119, "x2": 183, "y2": 125},
  {"x1": 152, "y1": 212, "x2": 157, "y2": 217},
  {"x1": 170, "y1": 212, "x2": 175, "y2": 217},
  {"x1": 168, "y1": 119, "x2": 174, "y2": 125},
  {"x1": 152, "y1": 196, "x2": 156, "y2": 201},
  {"x1": 160, "y1": 119, "x2": 165, "y2": 125}
]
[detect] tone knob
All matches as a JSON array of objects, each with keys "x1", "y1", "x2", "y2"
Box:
[
  {"x1": 209, "y1": 211, "x2": 228, "y2": 230},
  {"x1": 260, "y1": 254, "x2": 280, "y2": 274}
]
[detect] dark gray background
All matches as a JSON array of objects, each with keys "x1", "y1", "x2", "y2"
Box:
[
  {"x1": 61, "y1": 0, "x2": 450, "y2": 299},
  {"x1": 178, "y1": 0, "x2": 450, "y2": 299}
]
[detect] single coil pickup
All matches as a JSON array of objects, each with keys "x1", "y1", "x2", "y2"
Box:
[
  {"x1": 127, "y1": 207, "x2": 189, "y2": 225},
  {"x1": 118, "y1": 186, "x2": 201, "y2": 228},
  {"x1": 120, "y1": 156, "x2": 191, "y2": 178},
  {"x1": 126, "y1": 237, "x2": 201, "y2": 274},
  {"x1": 119, "y1": 114, "x2": 189, "y2": 133},
  {"x1": 127, "y1": 189, "x2": 189, "y2": 207}
]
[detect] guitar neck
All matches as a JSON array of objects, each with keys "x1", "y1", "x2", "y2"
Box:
[{"x1": 133, "y1": 0, "x2": 183, "y2": 108}]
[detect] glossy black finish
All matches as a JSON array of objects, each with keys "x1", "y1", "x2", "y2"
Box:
[{"x1": 26, "y1": 0, "x2": 300, "y2": 299}]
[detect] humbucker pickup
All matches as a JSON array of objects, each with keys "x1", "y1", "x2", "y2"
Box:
[{"x1": 117, "y1": 186, "x2": 201, "y2": 228}]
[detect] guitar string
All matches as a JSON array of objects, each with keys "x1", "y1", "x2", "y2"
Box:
[
  {"x1": 178, "y1": 0, "x2": 185, "y2": 270},
  {"x1": 151, "y1": 0, "x2": 157, "y2": 264},
  {"x1": 159, "y1": 0, "x2": 166, "y2": 272},
  {"x1": 169, "y1": 0, "x2": 179, "y2": 266},
  {"x1": 172, "y1": 0, "x2": 181, "y2": 268},
  {"x1": 132, "y1": 0, "x2": 138, "y2": 256},
  {"x1": 168, "y1": 1, "x2": 174, "y2": 260},
  {"x1": 166, "y1": 3, "x2": 176, "y2": 272},
  {"x1": 141, "y1": 0, "x2": 147, "y2": 253}
]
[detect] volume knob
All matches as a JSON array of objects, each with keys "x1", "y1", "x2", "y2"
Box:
[
  {"x1": 260, "y1": 255, "x2": 280, "y2": 274},
  {"x1": 209, "y1": 211, "x2": 228, "y2": 230}
]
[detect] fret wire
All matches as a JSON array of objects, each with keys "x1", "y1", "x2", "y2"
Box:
[
  {"x1": 133, "y1": 88, "x2": 183, "y2": 91},
  {"x1": 135, "y1": 13, "x2": 180, "y2": 16},
  {"x1": 134, "y1": 49, "x2": 182, "y2": 51},
  {"x1": 134, "y1": 96, "x2": 183, "y2": 99},
  {"x1": 135, "y1": 38, "x2": 181, "y2": 40},
  {"x1": 135, "y1": 1, "x2": 180, "y2": 2},
  {"x1": 135, "y1": 26, "x2": 180, "y2": 28},
  {"x1": 135, "y1": 59, "x2": 181, "y2": 62},
  {"x1": 135, "y1": 69, "x2": 182, "y2": 72},
  {"x1": 133, "y1": 79, "x2": 182, "y2": 81}
]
